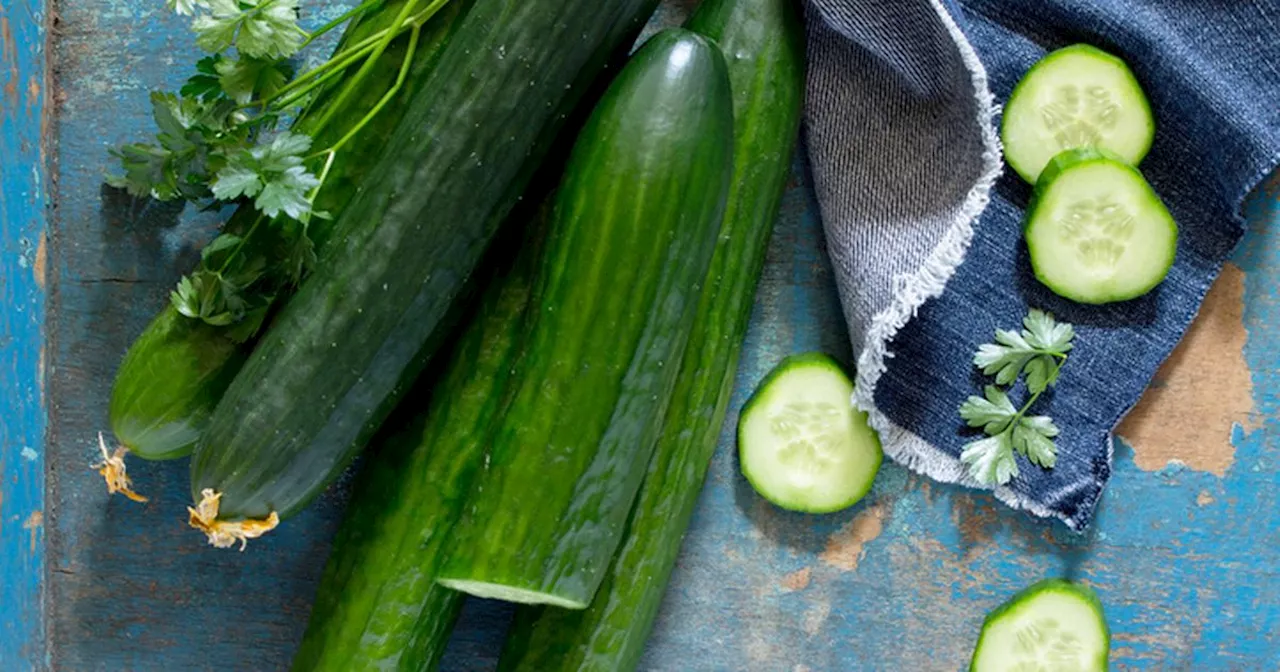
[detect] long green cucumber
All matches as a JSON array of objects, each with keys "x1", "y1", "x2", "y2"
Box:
[
  {"x1": 435, "y1": 28, "x2": 734, "y2": 609},
  {"x1": 292, "y1": 214, "x2": 543, "y2": 671},
  {"x1": 103, "y1": 0, "x2": 471, "y2": 488},
  {"x1": 497, "y1": 0, "x2": 804, "y2": 666},
  {"x1": 188, "y1": 0, "x2": 665, "y2": 541}
]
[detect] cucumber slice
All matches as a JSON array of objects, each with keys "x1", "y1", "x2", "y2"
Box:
[
  {"x1": 1003, "y1": 44, "x2": 1154, "y2": 184},
  {"x1": 1026, "y1": 148, "x2": 1177, "y2": 305},
  {"x1": 738, "y1": 353, "x2": 882, "y2": 513},
  {"x1": 971, "y1": 579, "x2": 1110, "y2": 672}
]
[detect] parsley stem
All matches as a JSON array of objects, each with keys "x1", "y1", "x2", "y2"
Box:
[
  {"x1": 309, "y1": 0, "x2": 430, "y2": 134},
  {"x1": 214, "y1": 213, "x2": 268, "y2": 279},
  {"x1": 311, "y1": 24, "x2": 421, "y2": 159},
  {"x1": 301, "y1": 0, "x2": 382, "y2": 48},
  {"x1": 262, "y1": 37, "x2": 383, "y2": 110},
  {"x1": 1002, "y1": 357, "x2": 1066, "y2": 435}
]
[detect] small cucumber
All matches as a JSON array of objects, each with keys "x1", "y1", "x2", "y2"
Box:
[
  {"x1": 1025, "y1": 147, "x2": 1177, "y2": 305},
  {"x1": 1002, "y1": 44, "x2": 1154, "y2": 184},
  {"x1": 970, "y1": 579, "x2": 1110, "y2": 672},
  {"x1": 738, "y1": 353, "x2": 882, "y2": 514}
]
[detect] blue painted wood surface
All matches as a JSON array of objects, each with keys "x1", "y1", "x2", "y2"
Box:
[
  {"x1": 5, "y1": 0, "x2": 1280, "y2": 669},
  {"x1": 0, "y1": 0, "x2": 47, "y2": 667}
]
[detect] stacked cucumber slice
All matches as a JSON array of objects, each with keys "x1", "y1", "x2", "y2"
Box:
[{"x1": 1003, "y1": 44, "x2": 1177, "y2": 305}]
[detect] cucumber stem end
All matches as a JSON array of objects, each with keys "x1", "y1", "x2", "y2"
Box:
[{"x1": 187, "y1": 488, "x2": 280, "y2": 551}]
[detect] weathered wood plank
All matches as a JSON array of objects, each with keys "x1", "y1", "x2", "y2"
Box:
[
  {"x1": 28, "y1": 0, "x2": 1280, "y2": 668},
  {"x1": 0, "y1": 0, "x2": 48, "y2": 667}
]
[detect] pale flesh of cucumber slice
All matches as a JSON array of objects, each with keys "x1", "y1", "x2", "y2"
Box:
[
  {"x1": 738, "y1": 353, "x2": 882, "y2": 514},
  {"x1": 1026, "y1": 148, "x2": 1176, "y2": 305},
  {"x1": 970, "y1": 579, "x2": 1110, "y2": 672},
  {"x1": 1003, "y1": 44, "x2": 1154, "y2": 184}
]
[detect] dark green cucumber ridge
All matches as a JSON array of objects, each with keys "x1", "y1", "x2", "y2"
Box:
[
  {"x1": 192, "y1": 0, "x2": 668, "y2": 522},
  {"x1": 292, "y1": 208, "x2": 546, "y2": 671},
  {"x1": 108, "y1": 0, "x2": 473, "y2": 462},
  {"x1": 497, "y1": 0, "x2": 804, "y2": 666},
  {"x1": 437, "y1": 28, "x2": 735, "y2": 609}
]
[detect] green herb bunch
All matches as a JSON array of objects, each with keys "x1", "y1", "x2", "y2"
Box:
[
  {"x1": 958, "y1": 309, "x2": 1075, "y2": 486},
  {"x1": 107, "y1": 0, "x2": 448, "y2": 331}
]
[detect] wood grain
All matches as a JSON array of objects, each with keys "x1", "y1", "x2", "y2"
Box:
[
  {"x1": 0, "y1": 0, "x2": 48, "y2": 667},
  {"x1": 16, "y1": 0, "x2": 1280, "y2": 669}
]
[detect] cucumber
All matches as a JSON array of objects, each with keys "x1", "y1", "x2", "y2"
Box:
[
  {"x1": 292, "y1": 216, "x2": 542, "y2": 671},
  {"x1": 1025, "y1": 147, "x2": 1177, "y2": 305},
  {"x1": 970, "y1": 579, "x2": 1110, "y2": 672},
  {"x1": 497, "y1": 0, "x2": 804, "y2": 667},
  {"x1": 1002, "y1": 44, "x2": 1154, "y2": 185},
  {"x1": 435, "y1": 28, "x2": 735, "y2": 609},
  {"x1": 189, "y1": 0, "x2": 666, "y2": 543},
  {"x1": 739, "y1": 353, "x2": 882, "y2": 514},
  {"x1": 101, "y1": 0, "x2": 471, "y2": 497}
]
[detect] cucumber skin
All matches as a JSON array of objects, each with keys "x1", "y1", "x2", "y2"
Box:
[
  {"x1": 291, "y1": 223, "x2": 540, "y2": 672},
  {"x1": 497, "y1": 0, "x2": 804, "y2": 667},
  {"x1": 437, "y1": 29, "x2": 735, "y2": 609},
  {"x1": 191, "y1": 0, "x2": 666, "y2": 521},
  {"x1": 110, "y1": 309, "x2": 246, "y2": 460},
  {"x1": 1025, "y1": 147, "x2": 1176, "y2": 305},
  {"x1": 970, "y1": 578, "x2": 1110, "y2": 672},
  {"x1": 738, "y1": 352, "x2": 881, "y2": 514},
  {"x1": 1002, "y1": 43, "x2": 1155, "y2": 185},
  {"x1": 106, "y1": 0, "x2": 468, "y2": 461}
]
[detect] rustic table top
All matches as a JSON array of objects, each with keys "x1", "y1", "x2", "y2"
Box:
[{"x1": 3, "y1": 0, "x2": 1278, "y2": 669}]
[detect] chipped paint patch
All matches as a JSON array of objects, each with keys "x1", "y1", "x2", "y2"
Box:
[
  {"x1": 1197, "y1": 490, "x2": 1215, "y2": 507},
  {"x1": 25, "y1": 73, "x2": 38, "y2": 111},
  {"x1": 819, "y1": 502, "x2": 886, "y2": 571},
  {"x1": 780, "y1": 567, "x2": 812, "y2": 592},
  {"x1": 22, "y1": 511, "x2": 43, "y2": 554},
  {"x1": 20, "y1": 447, "x2": 36, "y2": 461},
  {"x1": 1119, "y1": 264, "x2": 1256, "y2": 476},
  {"x1": 33, "y1": 230, "x2": 46, "y2": 289}
]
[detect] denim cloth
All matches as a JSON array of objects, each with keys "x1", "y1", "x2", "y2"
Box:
[{"x1": 805, "y1": 0, "x2": 1280, "y2": 528}]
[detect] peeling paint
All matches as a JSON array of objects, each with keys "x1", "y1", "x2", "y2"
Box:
[
  {"x1": 33, "y1": 231, "x2": 46, "y2": 289},
  {"x1": 1197, "y1": 490, "x2": 1215, "y2": 507},
  {"x1": 20, "y1": 447, "x2": 36, "y2": 461},
  {"x1": 819, "y1": 502, "x2": 886, "y2": 571},
  {"x1": 25, "y1": 73, "x2": 38, "y2": 111},
  {"x1": 1119, "y1": 264, "x2": 1256, "y2": 476},
  {"x1": 780, "y1": 567, "x2": 812, "y2": 592},
  {"x1": 22, "y1": 510, "x2": 42, "y2": 554}
]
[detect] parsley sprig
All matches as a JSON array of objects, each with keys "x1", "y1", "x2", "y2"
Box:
[
  {"x1": 108, "y1": 0, "x2": 448, "y2": 333},
  {"x1": 958, "y1": 309, "x2": 1075, "y2": 486}
]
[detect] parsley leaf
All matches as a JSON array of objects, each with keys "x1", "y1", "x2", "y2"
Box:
[
  {"x1": 958, "y1": 309, "x2": 1075, "y2": 486},
  {"x1": 193, "y1": 0, "x2": 305, "y2": 60},
  {"x1": 960, "y1": 434, "x2": 1018, "y2": 487},
  {"x1": 171, "y1": 236, "x2": 270, "y2": 327},
  {"x1": 972, "y1": 309, "x2": 1073, "y2": 391},
  {"x1": 216, "y1": 56, "x2": 293, "y2": 105},
  {"x1": 181, "y1": 55, "x2": 226, "y2": 101},
  {"x1": 168, "y1": 0, "x2": 208, "y2": 16},
  {"x1": 1011, "y1": 416, "x2": 1059, "y2": 469},
  {"x1": 211, "y1": 131, "x2": 320, "y2": 218},
  {"x1": 1023, "y1": 308, "x2": 1075, "y2": 353},
  {"x1": 959, "y1": 386, "x2": 1018, "y2": 434}
]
